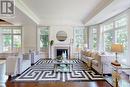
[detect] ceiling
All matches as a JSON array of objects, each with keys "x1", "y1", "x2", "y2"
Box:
[
  {"x1": 1, "y1": 7, "x2": 37, "y2": 26},
  {"x1": 17, "y1": 0, "x2": 108, "y2": 25},
  {"x1": 86, "y1": 0, "x2": 130, "y2": 25},
  {"x1": 1, "y1": 0, "x2": 130, "y2": 26}
]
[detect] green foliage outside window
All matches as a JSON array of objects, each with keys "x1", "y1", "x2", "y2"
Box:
[
  {"x1": 104, "y1": 32, "x2": 114, "y2": 51},
  {"x1": 39, "y1": 27, "x2": 49, "y2": 51},
  {"x1": 0, "y1": 27, "x2": 22, "y2": 52},
  {"x1": 92, "y1": 28, "x2": 97, "y2": 50},
  {"x1": 74, "y1": 27, "x2": 85, "y2": 50}
]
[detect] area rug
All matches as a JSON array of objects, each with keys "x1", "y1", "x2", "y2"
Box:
[{"x1": 13, "y1": 59, "x2": 104, "y2": 82}]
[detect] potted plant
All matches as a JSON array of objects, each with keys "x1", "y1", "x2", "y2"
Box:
[
  {"x1": 50, "y1": 40, "x2": 54, "y2": 46},
  {"x1": 49, "y1": 40, "x2": 54, "y2": 58}
]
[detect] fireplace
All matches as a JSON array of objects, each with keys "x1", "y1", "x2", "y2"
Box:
[
  {"x1": 56, "y1": 49, "x2": 68, "y2": 59},
  {"x1": 51, "y1": 44, "x2": 72, "y2": 59}
]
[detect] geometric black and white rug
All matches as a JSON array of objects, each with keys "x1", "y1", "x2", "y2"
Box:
[{"x1": 13, "y1": 59, "x2": 105, "y2": 82}]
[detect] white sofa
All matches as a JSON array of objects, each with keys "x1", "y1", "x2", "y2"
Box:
[
  {"x1": 81, "y1": 50, "x2": 114, "y2": 74},
  {"x1": 92, "y1": 54, "x2": 114, "y2": 74},
  {"x1": 6, "y1": 53, "x2": 31, "y2": 76}
]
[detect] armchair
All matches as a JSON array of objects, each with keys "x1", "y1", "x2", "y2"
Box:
[
  {"x1": 6, "y1": 53, "x2": 31, "y2": 76},
  {"x1": 30, "y1": 51, "x2": 40, "y2": 65}
]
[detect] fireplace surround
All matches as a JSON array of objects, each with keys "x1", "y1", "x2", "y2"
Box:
[{"x1": 51, "y1": 44, "x2": 72, "y2": 59}]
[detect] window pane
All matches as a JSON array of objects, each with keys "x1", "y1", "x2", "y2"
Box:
[
  {"x1": 39, "y1": 27, "x2": 49, "y2": 52},
  {"x1": 13, "y1": 29, "x2": 21, "y2": 34},
  {"x1": 74, "y1": 27, "x2": 84, "y2": 50},
  {"x1": 92, "y1": 28, "x2": 97, "y2": 50},
  {"x1": 13, "y1": 35, "x2": 21, "y2": 48},
  {"x1": 115, "y1": 28, "x2": 128, "y2": 63},
  {"x1": 115, "y1": 18, "x2": 127, "y2": 28},
  {"x1": 2, "y1": 29, "x2": 11, "y2": 34},
  {"x1": 3, "y1": 35, "x2": 12, "y2": 52},
  {"x1": 40, "y1": 35, "x2": 49, "y2": 48},
  {"x1": 104, "y1": 32, "x2": 114, "y2": 51},
  {"x1": 104, "y1": 23, "x2": 113, "y2": 31}
]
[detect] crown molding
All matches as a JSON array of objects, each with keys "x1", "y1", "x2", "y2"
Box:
[
  {"x1": 15, "y1": 0, "x2": 40, "y2": 24},
  {"x1": 82, "y1": 0, "x2": 113, "y2": 24}
]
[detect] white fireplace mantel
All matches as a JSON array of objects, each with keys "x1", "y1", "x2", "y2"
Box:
[{"x1": 50, "y1": 44, "x2": 72, "y2": 59}]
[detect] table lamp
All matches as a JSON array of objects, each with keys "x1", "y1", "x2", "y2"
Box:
[{"x1": 111, "y1": 44, "x2": 124, "y2": 66}]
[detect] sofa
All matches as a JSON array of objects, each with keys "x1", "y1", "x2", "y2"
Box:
[
  {"x1": 6, "y1": 53, "x2": 31, "y2": 76},
  {"x1": 81, "y1": 50, "x2": 114, "y2": 74}
]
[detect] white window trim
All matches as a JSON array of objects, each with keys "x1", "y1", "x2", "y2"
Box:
[{"x1": 0, "y1": 26, "x2": 22, "y2": 52}]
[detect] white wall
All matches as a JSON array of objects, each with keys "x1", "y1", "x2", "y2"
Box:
[
  {"x1": 49, "y1": 25, "x2": 74, "y2": 45},
  {"x1": 22, "y1": 24, "x2": 37, "y2": 52},
  {"x1": 49, "y1": 25, "x2": 74, "y2": 58}
]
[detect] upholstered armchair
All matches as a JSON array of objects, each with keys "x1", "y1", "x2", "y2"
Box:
[
  {"x1": 6, "y1": 53, "x2": 31, "y2": 76},
  {"x1": 30, "y1": 51, "x2": 40, "y2": 65}
]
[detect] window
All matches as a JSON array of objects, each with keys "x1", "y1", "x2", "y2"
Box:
[
  {"x1": 104, "y1": 31, "x2": 114, "y2": 51},
  {"x1": 92, "y1": 27, "x2": 97, "y2": 50},
  {"x1": 115, "y1": 18, "x2": 128, "y2": 61},
  {"x1": 38, "y1": 26, "x2": 49, "y2": 52},
  {"x1": 102, "y1": 16, "x2": 128, "y2": 63},
  {"x1": 104, "y1": 23, "x2": 113, "y2": 31},
  {"x1": 0, "y1": 26, "x2": 22, "y2": 52},
  {"x1": 73, "y1": 26, "x2": 85, "y2": 58},
  {"x1": 115, "y1": 17, "x2": 127, "y2": 28},
  {"x1": 73, "y1": 27, "x2": 85, "y2": 50}
]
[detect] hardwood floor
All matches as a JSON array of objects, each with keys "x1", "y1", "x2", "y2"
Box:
[{"x1": 6, "y1": 79, "x2": 112, "y2": 87}]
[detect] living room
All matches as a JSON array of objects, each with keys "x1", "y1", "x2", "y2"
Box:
[{"x1": 0, "y1": 0, "x2": 130, "y2": 87}]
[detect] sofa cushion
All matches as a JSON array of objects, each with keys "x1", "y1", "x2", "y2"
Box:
[
  {"x1": 84, "y1": 51, "x2": 87, "y2": 56},
  {"x1": 92, "y1": 60, "x2": 98, "y2": 66},
  {"x1": 82, "y1": 51, "x2": 86, "y2": 55},
  {"x1": 94, "y1": 53, "x2": 101, "y2": 60},
  {"x1": 91, "y1": 52, "x2": 97, "y2": 58},
  {"x1": 87, "y1": 57, "x2": 94, "y2": 61},
  {"x1": 87, "y1": 51, "x2": 92, "y2": 57}
]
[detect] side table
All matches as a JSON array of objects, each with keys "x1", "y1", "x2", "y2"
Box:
[{"x1": 111, "y1": 63, "x2": 130, "y2": 87}]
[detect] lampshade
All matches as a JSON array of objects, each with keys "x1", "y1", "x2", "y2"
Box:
[{"x1": 111, "y1": 44, "x2": 124, "y2": 53}]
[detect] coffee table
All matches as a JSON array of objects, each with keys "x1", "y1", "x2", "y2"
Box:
[{"x1": 53, "y1": 60, "x2": 73, "y2": 73}]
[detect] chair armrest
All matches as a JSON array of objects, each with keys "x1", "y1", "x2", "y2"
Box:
[
  {"x1": 100, "y1": 55, "x2": 115, "y2": 64},
  {"x1": 87, "y1": 57, "x2": 95, "y2": 61}
]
